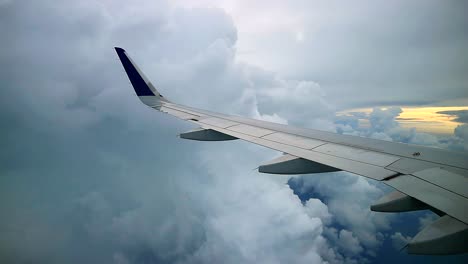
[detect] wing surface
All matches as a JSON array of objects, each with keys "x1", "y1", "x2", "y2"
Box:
[{"x1": 115, "y1": 47, "x2": 468, "y2": 255}]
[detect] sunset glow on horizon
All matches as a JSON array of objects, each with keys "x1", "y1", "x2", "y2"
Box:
[{"x1": 339, "y1": 106, "x2": 468, "y2": 135}]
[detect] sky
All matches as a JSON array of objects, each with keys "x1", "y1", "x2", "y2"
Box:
[
  {"x1": 337, "y1": 106, "x2": 468, "y2": 135},
  {"x1": 1, "y1": 0, "x2": 467, "y2": 263}
]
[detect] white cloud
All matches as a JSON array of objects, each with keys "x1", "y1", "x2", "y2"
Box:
[
  {"x1": 417, "y1": 212, "x2": 438, "y2": 232},
  {"x1": 305, "y1": 198, "x2": 332, "y2": 225},
  {"x1": 0, "y1": 1, "x2": 339, "y2": 263},
  {"x1": 335, "y1": 107, "x2": 468, "y2": 151},
  {"x1": 454, "y1": 124, "x2": 468, "y2": 151},
  {"x1": 336, "y1": 230, "x2": 364, "y2": 256},
  {"x1": 174, "y1": 0, "x2": 468, "y2": 109},
  {"x1": 390, "y1": 232, "x2": 411, "y2": 250},
  {"x1": 292, "y1": 172, "x2": 394, "y2": 259}
]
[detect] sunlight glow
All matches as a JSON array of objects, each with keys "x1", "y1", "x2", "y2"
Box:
[{"x1": 339, "y1": 106, "x2": 468, "y2": 135}]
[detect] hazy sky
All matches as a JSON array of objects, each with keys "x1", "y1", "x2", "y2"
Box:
[{"x1": 1, "y1": 1, "x2": 467, "y2": 263}]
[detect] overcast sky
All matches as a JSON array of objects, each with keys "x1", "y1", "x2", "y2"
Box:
[{"x1": 1, "y1": 1, "x2": 467, "y2": 263}]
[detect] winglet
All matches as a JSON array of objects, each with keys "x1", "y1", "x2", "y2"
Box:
[{"x1": 115, "y1": 47, "x2": 168, "y2": 107}]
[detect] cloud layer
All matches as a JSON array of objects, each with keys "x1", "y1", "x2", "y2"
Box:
[{"x1": 0, "y1": 1, "x2": 336, "y2": 263}]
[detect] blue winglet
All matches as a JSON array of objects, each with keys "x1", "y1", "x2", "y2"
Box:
[{"x1": 115, "y1": 47, "x2": 156, "y2": 96}]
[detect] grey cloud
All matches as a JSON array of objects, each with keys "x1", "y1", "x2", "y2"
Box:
[
  {"x1": 291, "y1": 172, "x2": 394, "y2": 262},
  {"x1": 417, "y1": 213, "x2": 438, "y2": 232},
  {"x1": 455, "y1": 124, "x2": 468, "y2": 140},
  {"x1": 335, "y1": 230, "x2": 364, "y2": 256},
  {"x1": 335, "y1": 115, "x2": 360, "y2": 131},
  {"x1": 334, "y1": 107, "x2": 468, "y2": 151},
  {"x1": 255, "y1": 80, "x2": 335, "y2": 128},
  {"x1": 368, "y1": 107, "x2": 402, "y2": 133},
  {"x1": 437, "y1": 110, "x2": 468, "y2": 123},
  {"x1": 390, "y1": 232, "x2": 411, "y2": 250},
  {"x1": 0, "y1": 1, "x2": 342, "y2": 263},
  {"x1": 236, "y1": 0, "x2": 468, "y2": 109}
]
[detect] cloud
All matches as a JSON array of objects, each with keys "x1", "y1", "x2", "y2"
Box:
[
  {"x1": 336, "y1": 230, "x2": 364, "y2": 256},
  {"x1": 417, "y1": 212, "x2": 438, "y2": 232},
  {"x1": 390, "y1": 232, "x2": 411, "y2": 250},
  {"x1": 437, "y1": 110, "x2": 468, "y2": 123},
  {"x1": 0, "y1": 1, "x2": 339, "y2": 263},
  {"x1": 173, "y1": 1, "x2": 468, "y2": 109},
  {"x1": 289, "y1": 172, "x2": 394, "y2": 261},
  {"x1": 455, "y1": 124, "x2": 468, "y2": 138},
  {"x1": 334, "y1": 107, "x2": 468, "y2": 151},
  {"x1": 209, "y1": 0, "x2": 468, "y2": 109},
  {"x1": 368, "y1": 107, "x2": 402, "y2": 133},
  {"x1": 305, "y1": 198, "x2": 332, "y2": 225}
]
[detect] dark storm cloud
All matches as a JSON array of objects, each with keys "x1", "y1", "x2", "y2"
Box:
[{"x1": 437, "y1": 110, "x2": 468, "y2": 123}]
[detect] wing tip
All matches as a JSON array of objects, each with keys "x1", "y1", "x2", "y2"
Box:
[
  {"x1": 114, "y1": 47, "x2": 125, "y2": 53},
  {"x1": 114, "y1": 46, "x2": 155, "y2": 97}
]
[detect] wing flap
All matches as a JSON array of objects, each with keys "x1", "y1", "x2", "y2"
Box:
[
  {"x1": 199, "y1": 117, "x2": 239, "y2": 128},
  {"x1": 262, "y1": 132, "x2": 325, "y2": 149},
  {"x1": 160, "y1": 106, "x2": 200, "y2": 120},
  {"x1": 313, "y1": 143, "x2": 401, "y2": 167},
  {"x1": 407, "y1": 215, "x2": 468, "y2": 255},
  {"x1": 228, "y1": 124, "x2": 275, "y2": 137},
  {"x1": 386, "y1": 174, "x2": 468, "y2": 224},
  {"x1": 370, "y1": 191, "x2": 429, "y2": 212},
  {"x1": 412, "y1": 167, "x2": 468, "y2": 199}
]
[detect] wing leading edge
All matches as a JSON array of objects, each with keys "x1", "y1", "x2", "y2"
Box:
[{"x1": 115, "y1": 47, "x2": 468, "y2": 255}]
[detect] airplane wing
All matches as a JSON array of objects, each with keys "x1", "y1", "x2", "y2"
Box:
[{"x1": 115, "y1": 47, "x2": 468, "y2": 255}]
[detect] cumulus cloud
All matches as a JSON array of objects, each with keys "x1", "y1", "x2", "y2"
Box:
[
  {"x1": 289, "y1": 172, "x2": 393, "y2": 261},
  {"x1": 334, "y1": 106, "x2": 468, "y2": 152},
  {"x1": 368, "y1": 107, "x2": 402, "y2": 133},
  {"x1": 335, "y1": 230, "x2": 364, "y2": 256},
  {"x1": 453, "y1": 124, "x2": 468, "y2": 151},
  {"x1": 390, "y1": 232, "x2": 411, "y2": 250},
  {"x1": 205, "y1": 0, "x2": 468, "y2": 109},
  {"x1": 255, "y1": 80, "x2": 335, "y2": 128},
  {"x1": 417, "y1": 212, "x2": 438, "y2": 232},
  {"x1": 0, "y1": 1, "x2": 339, "y2": 263}
]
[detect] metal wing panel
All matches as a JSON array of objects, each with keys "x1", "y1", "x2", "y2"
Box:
[
  {"x1": 386, "y1": 174, "x2": 468, "y2": 224},
  {"x1": 228, "y1": 124, "x2": 275, "y2": 137},
  {"x1": 155, "y1": 103, "x2": 399, "y2": 180},
  {"x1": 170, "y1": 104, "x2": 468, "y2": 170},
  {"x1": 313, "y1": 143, "x2": 401, "y2": 167},
  {"x1": 385, "y1": 158, "x2": 439, "y2": 174},
  {"x1": 262, "y1": 132, "x2": 326, "y2": 149},
  {"x1": 163, "y1": 102, "x2": 208, "y2": 117},
  {"x1": 160, "y1": 106, "x2": 200, "y2": 120},
  {"x1": 412, "y1": 168, "x2": 468, "y2": 199},
  {"x1": 199, "y1": 117, "x2": 239, "y2": 128},
  {"x1": 385, "y1": 158, "x2": 468, "y2": 181},
  {"x1": 199, "y1": 123, "x2": 398, "y2": 180}
]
